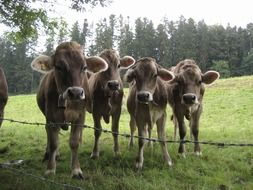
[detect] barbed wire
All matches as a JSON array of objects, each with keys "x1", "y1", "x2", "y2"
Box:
[
  {"x1": 0, "y1": 163, "x2": 84, "y2": 190},
  {"x1": 1, "y1": 117, "x2": 253, "y2": 147}
]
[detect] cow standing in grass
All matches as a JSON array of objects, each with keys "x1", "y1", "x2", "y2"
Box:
[
  {"x1": 31, "y1": 41, "x2": 108, "y2": 179},
  {"x1": 0, "y1": 68, "x2": 8, "y2": 128},
  {"x1": 166, "y1": 59, "x2": 220, "y2": 157},
  {"x1": 88, "y1": 49, "x2": 135, "y2": 158},
  {"x1": 125, "y1": 57, "x2": 174, "y2": 169}
]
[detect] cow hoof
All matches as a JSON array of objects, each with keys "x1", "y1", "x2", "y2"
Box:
[
  {"x1": 195, "y1": 151, "x2": 202, "y2": 156},
  {"x1": 178, "y1": 153, "x2": 186, "y2": 158},
  {"x1": 71, "y1": 169, "x2": 84, "y2": 180},
  {"x1": 135, "y1": 162, "x2": 143, "y2": 170},
  {"x1": 90, "y1": 152, "x2": 99, "y2": 159},
  {"x1": 44, "y1": 169, "x2": 55, "y2": 176},
  {"x1": 167, "y1": 161, "x2": 173, "y2": 167}
]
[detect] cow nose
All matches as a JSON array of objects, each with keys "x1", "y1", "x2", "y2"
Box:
[
  {"x1": 183, "y1": 93, "x2": 196, "y2": 105},
  {"x1": 66, "y1": 87, "x2": 85, "y2": 100},
  {"x1": 107, "y1": 80, "x2": 120, "y2": 90},
  {"x1": 137, "y1": 91, "x2": 153, "y2": 103}
]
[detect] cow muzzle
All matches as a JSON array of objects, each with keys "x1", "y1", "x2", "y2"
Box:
[
  {"x1": 58, "y1": 86, "x2": 85, "y2": 107},
  {"x1": 137, "y1": 91, "x2": 153, "y2": 104},
  {"x1": 107, "y1": 80, "x2": 120, "y2": 91},
  {"x1": 182, "y1": 93, "x2": 198, "y2": 105}
]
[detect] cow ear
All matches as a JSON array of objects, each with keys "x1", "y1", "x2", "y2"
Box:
[
  {"x1": 202, "y1": 71, "x2": 220, "y2": 84},
  {"x1": 120, "y1": 56, "x2": 135, "y2": 69},
  {"x1": 31, "y1": 55, "x2": 53, "y2": 74},
  {"x1": 157, "y1": 69, "x2": 175, "y2": 81},
  {"x1": 124, "y1": 68, "x2": 135, "y2": 83},
  {"x1": 86, "y1": 56, "x2": 108, "y2": 73}
]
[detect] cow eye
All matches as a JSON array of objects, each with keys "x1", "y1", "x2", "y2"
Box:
[
  {"x1": 81, "y1": 65, "x2": 87, "y2": 72},
  {"x1": 153, "y1": 74, "x2": 158, "y2": 78},
  {"x1": 55, "y1": 65, "x2": 64, "y2": 72},
  {"x1": 198, "y1": 80, "x2": 202, "y2": 85},
  {"x1": 117, "y1": 64, "x2": 121, "y2": 68}
]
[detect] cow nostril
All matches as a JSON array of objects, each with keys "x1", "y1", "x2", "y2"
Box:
[
  {"x1": 137, "y1": 92, "x2": 151, "y2": 103},
  {"x1": 108, "y1": 80, "x2": 120, "y2": 90},
  {"x1": 66, "y1": 87, "x2": 85, "y2": 100},
  {"x1": 68, "y1": 88, "x2": 74, "y2": 98},
  {"x1": 183, "y1": 94, "x2": 197, "y2": 104}
]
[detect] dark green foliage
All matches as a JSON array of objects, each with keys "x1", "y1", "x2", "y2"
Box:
[
  {"x1": 2, "y1": 12, "x2": 253, "y2": 94},
  {"x1": 0, "y1": 0, "x2": 111, "y2": 42}
]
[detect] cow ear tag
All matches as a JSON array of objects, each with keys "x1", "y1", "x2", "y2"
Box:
[{"x1": 58, "y1": 95, "x2": 66, "y2": 108}]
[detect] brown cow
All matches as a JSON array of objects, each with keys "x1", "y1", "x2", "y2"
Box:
[
  {"x1": 0, "y1": 68, "x2": 8, "y2": 128},
  {"x1": 167, "y1": 59, "x2": 219, "y2": 157},
  {"x1": 125, "y1": 57, "x2": 174, "y2": 169},
  {"x1": 88, "y1": 49, "x2": 135, "y2": 158},
  {"x1": 31, "y1": 41, "x2": 108, "y2": 179}
]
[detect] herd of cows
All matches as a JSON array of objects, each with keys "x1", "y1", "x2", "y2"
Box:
[{"x1": 0, "y1": 41, "x2": 220, "y2": 179}]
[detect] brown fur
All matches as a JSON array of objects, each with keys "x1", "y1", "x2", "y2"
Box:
[
  {"x1": 125, "y1": 57, "x2": 174, "y2": 169},
  {"x1": 31, "y1": 41, "x2": 107, "y2": 179},
  {"x1": 0, "y1": 68, "x2": 8, "y2": 128},
  {"x1": 167, "y1": 59, "x2": 219, "y2": 156},
  {"x1": 88, "y1": 49, "x2": 135, "y2": 158}
]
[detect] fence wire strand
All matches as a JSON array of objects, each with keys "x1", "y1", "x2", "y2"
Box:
[{"x1": 1, "y1": 117, "x2": 253, "y2": 147}]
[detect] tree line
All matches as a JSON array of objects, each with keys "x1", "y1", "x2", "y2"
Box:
[{"x1": 1, "y1": 15, "x2": 253, "y2": 94}]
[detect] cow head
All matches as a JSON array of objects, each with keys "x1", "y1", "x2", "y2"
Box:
[
  {"x1": 172, "y1": 59, "x2": 219, "y2": 107},
  {"x1": 99, "y1": 49, "x2": 135, "y2": 92},
  {"x1": 31, "y1": 41, "x2": 108, "y2": 106},
  {"x1": 125, "y1": 57, "x2": 174, "y2": 104}
]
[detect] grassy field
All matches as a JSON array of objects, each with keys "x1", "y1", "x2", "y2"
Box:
[{"x1": 0, "y1": 76, "x2": 253, "y2": 190}]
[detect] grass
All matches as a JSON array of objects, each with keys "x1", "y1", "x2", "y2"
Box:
[{"x1": 0, "y1": 76, "x2": 253, "y2": 190}]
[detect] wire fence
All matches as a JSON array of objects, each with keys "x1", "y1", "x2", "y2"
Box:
[
  {"x1": 0, "y1": 162, "x2": 84, "y2": 190},
  {"x1": 1, "y1": 117, "x2": 253, "y2": 147},
  {"x1": 1, "y1": 117, "x2": 253, "y2": 189}
]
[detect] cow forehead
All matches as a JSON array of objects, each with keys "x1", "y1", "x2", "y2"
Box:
[
  {"x1": 100, "y1": 49, "x2": 120, "y2": 66},
  {"x1": 54, "y1": 49, "x2": 85, "y2": 65},
  {"x1": 136, "y1": 58, "x2": 157, "y2": 74}
]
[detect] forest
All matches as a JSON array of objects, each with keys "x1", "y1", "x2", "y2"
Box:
[{"x1": 1, "y1": 14, "x2": 253, "y2": 94}]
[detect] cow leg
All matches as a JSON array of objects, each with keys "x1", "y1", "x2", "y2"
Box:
[
  {"x1": 191, "y1": 108, "x2": 202, "y2": 156},
  {"x1": 175, "y1": 111, "x2": 186, "y2": 157},
  {"x1": 156, "y1": 113, "x2": 172, "y2": 166},
  {"x1": 111, "y1": 107, "x2": 121, "y2": 156},
  {"x1": 70, "y1": 120, "x2": 84, "y2": 179},
  {"x1": 172, "y1": 114, "x2": 178, "y2": 141},
  {"x1": 135, "y1": 125, "x2": 147, "y2": 170},
  {"x1": 91, "y1": 114, "x2": 102, "y2": 159},
  {"x1": 43, "y1": 125, "x2": 50, "y2": 162},
  {"x1": 43, "y1": 123, "x2": 60, "y2": 162},
  {"x1": 128, "y1": 114, "x2": 136, "y2": 148},
  {"x1": 147, "y1": 125, "x2": 153, "y2": 147},
  {"x1": 0, "y1": 110, "x2": 4, "y2": 128},
  {"x1": 45, "y1": 125, "x2": 60, "y2": 176}
]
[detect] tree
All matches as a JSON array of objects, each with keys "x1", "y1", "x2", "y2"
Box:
[
  {"x1": 118, "y1": 15, "x2": 134, "y2": 57},
  {"x1": 196, "y1": 20, "x2": 209, "y2": 71},
  {"x1": 80, "y1": 19, "x2": 90, "y2": 48},
  {"x1": 58, "y1": 18, "x2": 69, "y2": 44},
  {"x1": 133, "y1": 17, "x2": 156, "y2": 59},
  {"x1": 70, "y1": 21, "x2": 82, "y2": 44},
  {"x1": 0, "y1": 0, "x2": 111, "y2": 42},
  {"x1": 155, "y1": 23, "x2": 170, "y2": 67},
  {"x1": 173, "y1": 16, "x2": 197, "y2": 63},
  {"x1": 211, "y1": 60, "x2": 231, "y2": 78}
]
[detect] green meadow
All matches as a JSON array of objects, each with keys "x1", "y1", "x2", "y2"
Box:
[{"x1": 0, "y1": 76, "x2": 253, "y2": 190}]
